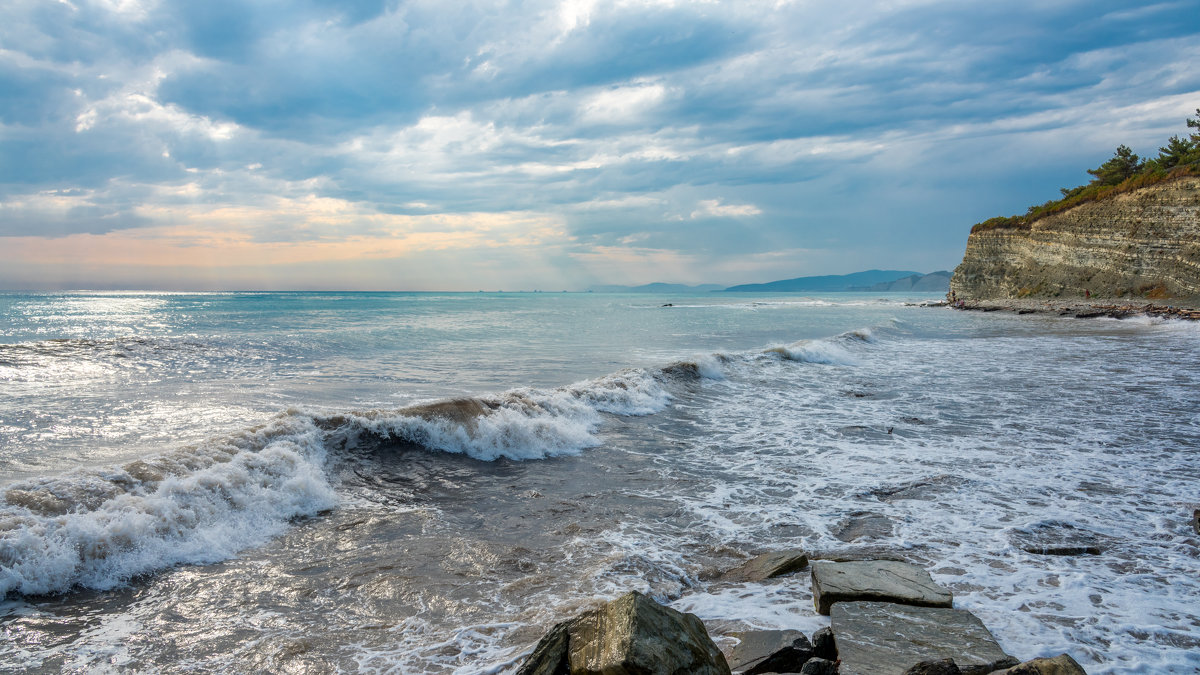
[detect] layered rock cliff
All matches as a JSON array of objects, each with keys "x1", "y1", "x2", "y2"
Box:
[{"x1": 950, "y1": 176, "x2": 1200, "y2": 302}]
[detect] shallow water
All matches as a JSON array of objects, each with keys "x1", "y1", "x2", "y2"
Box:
[{"x1": 1, "y1": 291, "x2": 1198, "y2": 673}]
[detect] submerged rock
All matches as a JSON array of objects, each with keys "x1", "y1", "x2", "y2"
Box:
[
  {"x1": 719, "y1": 549, "x2": 809, "y2": 583},
  {"x1": 811, "y1": 560, "x2": 953, "y2": 615},
  {"x1": 517, "y1": 591, "x2": 731, "y2": 675},
  {"x1": 869, "y1": 475, "x2": 969, "y2": 503},
  {"x1": 833, "y1": 511, "x2": 894, "y2": 542},
  {"x1": 831, "y1": 601, "x2": 1018, "y2": 675},
  {"x1": 989, "y1": 654, "x2": 1087, "y2": 674},
  {"x1": 1007, "y1": 521, "x2": 1108, "y2": 556}
]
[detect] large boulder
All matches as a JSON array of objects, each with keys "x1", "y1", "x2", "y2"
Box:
[
  {"x1": 517, "y1": 591, "x2": 731, "y2": 675},
  {"x1": 988, "y1": 654, "x2": 1087, "y2": 674},
  {"x1": 719, "y1": 549, "x2": 810, "y2": 583},
  {"x1": 518, "y1": 622, "x2": 571, "y2": 675},
  {"x1": 831, "y1": 601, "x2": 1018, "y2": 675},
  {"x1": 811, "y1": 560, "x2": 953, "y2": 615}
]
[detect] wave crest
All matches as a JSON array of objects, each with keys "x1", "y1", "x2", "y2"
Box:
[{"x1": 1, "y1": 415, "x2": 337, "y2": 597}]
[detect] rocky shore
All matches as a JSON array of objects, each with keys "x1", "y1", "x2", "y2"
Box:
[
  {"x1": 947, "y1": 297, "x2": 1200, "y2": 321},
  {"x1": 515, "y1": 552, "x2": 1089, "y2": 675}
]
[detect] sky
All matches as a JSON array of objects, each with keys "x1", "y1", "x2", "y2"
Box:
[{"x1": 1, "y1": 0, "x2": 1199, "y2": 291}]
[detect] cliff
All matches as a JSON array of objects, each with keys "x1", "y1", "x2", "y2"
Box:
[{"x1": 950, "y1": 176, "x2": 1200, "y2": 302}]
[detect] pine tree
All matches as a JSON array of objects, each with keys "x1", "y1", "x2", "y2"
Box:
[
  {"x1": 1086, "y1": 145, "x2": 1141, "y2": 186},
  {"x1": 1157, "y1": 135, "x2": 1194, "y2": 170}
]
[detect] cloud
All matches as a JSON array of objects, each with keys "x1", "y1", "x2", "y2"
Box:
[
  {"x1": 1, "y1": 0, "x2": 1199, "y2": 289},
  {"x1": 688, "y1": 199, "x2": 762, "y2": 219}
]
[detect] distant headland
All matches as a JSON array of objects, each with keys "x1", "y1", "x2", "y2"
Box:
[{"x1": 590, "y1": 270, "x2": 952, "y2": 294}]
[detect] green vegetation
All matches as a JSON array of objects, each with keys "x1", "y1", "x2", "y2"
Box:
[{"x1": 972, "y1": 108, "x2": 1200, "y2": 233}]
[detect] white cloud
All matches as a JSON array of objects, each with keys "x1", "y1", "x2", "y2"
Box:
[
  {"x1": 689, "y1": 199, "x2": 762, "y2": 219},
  {"x1": 581, "y1": 82, "x2": 669, "y2": 123}
]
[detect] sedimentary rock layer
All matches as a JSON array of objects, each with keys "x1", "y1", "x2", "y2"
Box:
[{"x1": 950, "y1": 176, "x2": 1200, "y2": 301}]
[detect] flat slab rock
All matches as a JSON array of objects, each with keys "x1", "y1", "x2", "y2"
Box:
[
  {"x1": 811, "y1": 560, "x2": 952, "y2": 615},
  {"x1": 832, "y1": 601, "x2": 1018, "y2": 675},
  {"x1": 719, "y1": 549, "x2": 809, "y2": 583}
]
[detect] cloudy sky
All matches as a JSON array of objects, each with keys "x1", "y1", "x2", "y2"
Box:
[{"x1": 2, "y1": 0, "x2": 1198, "y2": 290}]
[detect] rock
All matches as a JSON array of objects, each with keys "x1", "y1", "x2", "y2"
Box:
[
  {"x1": 517, "y1": 591, "x2": 731, "y2": 675},
  {"x1": 518, "y1": 621, "x2": 571, "y2": 675},
  {"x1": 811, "y1": 560, "x2": 953, "y2": 615},
  {"x1": 812, "y1": 626, "x2": 837, "y2": 661},
  {"x1": 869, "y1": 475, "x2": 969, "y2": 503},
  {"x1": 989, "y1": 654, "x2": 1087, "y2": 674},
  {"x1": 725, "y1": 630, "x2": 806, "y2": 673},
  {"x1": 740, "y1": 633, "x2": 813, "y2": 675},
  {"x1": 720, "y1": 549, "x2": 809, "y2": 583},
  {"x1": 833, "y1": 511, "x2": 894, "y2": 542},
  {"x1": 904, "y1": 658, "x2": 963, "y2": 674},
  {"x1": 832, "y1": 601, "x2": 1018, "y2": 675},
  {"x1": 1193, "y1": 509, "x2": 1199, "y2": 535},
  {"x1": 800, "y1": 657, "x2": 839, "y2": 675},
  {"x1": 1007, "y1": 521, "x2": 1108, "y2": 556},
  {"x1": 809, "y1": 546, "x2": 924, "y2": 564}
]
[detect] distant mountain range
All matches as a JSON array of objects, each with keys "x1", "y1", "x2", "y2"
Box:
[
  {"x1": 588, "y1": 270, "x2": 952, "y2": 294},
  {"x1": 724, "y1": 269, "x2": 949, "y2": 292},
  {"x1": 856, "y1": 271, "x2": 952, "y2": 292}
]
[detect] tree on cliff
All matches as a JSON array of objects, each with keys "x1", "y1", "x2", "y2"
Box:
[
  {"x1": 1153, "y1": 108, "x2": 1200, "y2": 170},
  {"x1": 1087, "y1": 144, "x2": 1142, "y2": 186},
  {"x1": 979, "y1": 106, "x2": 1200, "y2": 233},
  {"x1": 1157, "y1": 135, "x2": 1196, "y2": 170}
]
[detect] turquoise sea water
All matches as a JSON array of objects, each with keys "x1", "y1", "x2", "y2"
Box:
[{"x1": 1, "y1": 291, "x2": 1198, "y2": 673}]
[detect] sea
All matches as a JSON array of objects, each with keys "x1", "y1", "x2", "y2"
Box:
[{"x1": 1, "y1": 291, "x2": 1198, "y2": 674}]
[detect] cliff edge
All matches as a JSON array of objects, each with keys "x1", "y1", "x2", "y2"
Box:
[{"x1": 950, "y1": 175, "x2": 1200, "y2": 304}]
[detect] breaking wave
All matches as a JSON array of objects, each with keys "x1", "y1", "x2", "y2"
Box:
[{"x1": 0, "y1": 327, "x2": 877, "y2": 598}]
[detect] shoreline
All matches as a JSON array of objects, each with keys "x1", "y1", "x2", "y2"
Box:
[{"x1": 945, "y1": 297, "x2": 1200, "y2": 321}]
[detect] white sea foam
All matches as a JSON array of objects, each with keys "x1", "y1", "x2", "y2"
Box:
[
  {"x1": 0, "y1": 415, "x2": 338, "y2": 596},
  {"x1": 627, "y1": 321, "x2": 1200, "y2": 674}
]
